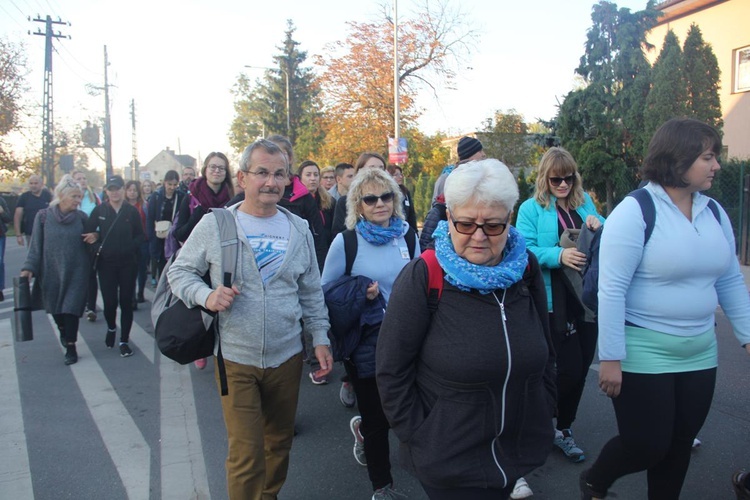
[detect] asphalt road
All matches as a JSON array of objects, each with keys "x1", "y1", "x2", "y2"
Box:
[{"x1": 0, "y1": 241, "x2": 748, "y2": 499}]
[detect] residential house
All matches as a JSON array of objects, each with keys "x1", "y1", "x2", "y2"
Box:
[
  {"x1": 140, "y1": 148, "x2": 197, "y2": 184},
  {"x1": 646, "y1": 0, "x2": 750, "y2": 159}
]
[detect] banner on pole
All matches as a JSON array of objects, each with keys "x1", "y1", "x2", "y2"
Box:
[{"x1": 388, "y1": 137, "x2": 408, "y2": 164}]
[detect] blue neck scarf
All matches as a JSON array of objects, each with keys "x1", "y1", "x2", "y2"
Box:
[
  {"x1": 356, "y1": 217, "x2": 404, "y2": 246},
  {"x1": 432, "y1": 220, "x2": 528, "y2": 294}
]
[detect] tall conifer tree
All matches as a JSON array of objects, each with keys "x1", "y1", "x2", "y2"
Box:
[{"x1": 683, "y1": 24, "x2": 723, "y2": 131}]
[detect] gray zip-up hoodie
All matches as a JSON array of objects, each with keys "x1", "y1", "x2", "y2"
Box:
[{"x1": 167, "y1": 204, "x2": 330, "y2": 368}]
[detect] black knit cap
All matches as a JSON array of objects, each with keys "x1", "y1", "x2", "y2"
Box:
[{"x1": 457, "y1": 136, "x2": 483, "y2": 161}]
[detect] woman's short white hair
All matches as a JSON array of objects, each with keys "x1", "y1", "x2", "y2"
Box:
[
  {"x1": 444, "y1": 159, "x2": 518, "y2": 213},
  {"x1": 50, "y1": 174, "x2": 82, "y2": 207},
  {"x1": 345, "y1": 168, "x2": 404, "y2": 230}
]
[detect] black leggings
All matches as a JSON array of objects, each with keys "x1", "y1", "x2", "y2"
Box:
[
  {"x1": 550, "y1": 314, "x2": 598, "y2": 430},
  {"x1": 344, "y1": 361, "x2": 392, "y2": 491},
  {"x1": 98, "y1": 261, "x2": 137, "y2": 343},
  {"x1": 588, "y1": 368, "x2": 716, "y2": 500},
  {"x1": 52, "y1": 313, "x2": 80, "y2": 344}
]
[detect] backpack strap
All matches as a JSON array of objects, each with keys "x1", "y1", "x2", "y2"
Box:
[
  {"x1": 707, "y1": 199, "x2": 721, "y2": 224},
  {"x1": 404, "y1": 226, "x2": 416, "y2": 259},
  {"x1": 208, "y1": 208, "x2": 240, "y2": 397},
  {"x1": 628, "y1": 188, "x2": 656, "y2": 245},
  {"x1": 343, "y1": 229, "x2": 358, "y2": 276},
  {"x1": 420, "y1": 249, "x2": 444, "y2": 313}
]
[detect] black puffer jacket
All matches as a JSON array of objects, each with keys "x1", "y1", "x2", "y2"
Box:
[{"x1": 377, "y1": 251, "x2": 556, "y2": 490}]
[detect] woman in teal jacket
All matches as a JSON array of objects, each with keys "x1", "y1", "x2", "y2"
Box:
[{"x1": 516, "y1": 147, "x2": 605, "y2": 464}]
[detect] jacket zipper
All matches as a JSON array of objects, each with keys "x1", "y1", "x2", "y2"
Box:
[{"x1": 490, "y1": 288, "x2": 511, "y2": 487}]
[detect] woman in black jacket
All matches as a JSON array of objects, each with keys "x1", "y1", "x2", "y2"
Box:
[
  {"x1": 377, "y1": 159, "x2": 556, "y2": 500},
  {"x1": 84, "y1": 175, "x2": 144, "y2": 357},
  {"x1": 146, "y1": 170, "x2": 185, "y2": 279}
]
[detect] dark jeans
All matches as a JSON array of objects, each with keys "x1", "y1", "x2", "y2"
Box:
[
  {"x1": 549, "y1": 313, "x2": 598, "y2": 430},
  {"x1": 52, "y1": 313, "x2": 80, "y2": 344},
  {"x1": 136, "y1": 241, "x2": 149, "y2": 297},
  {"x1": 421, "y1": 483, "x2": 513, "y2": 500},
  {"x1": 98, "y1": 260, "x2": 137, "y2": 343},
  {"x1": 344, "y1": 360, "x2": 392, "y2": 491},
  {"x1": 588, "y1": 368, "x2": 716, "y2": 500}
]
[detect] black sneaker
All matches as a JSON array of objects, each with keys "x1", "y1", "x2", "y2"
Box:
[
  {"x1": 105, "y1": 329, "x2": 116, "y2": 348},
  {"x1": 119, "y1": 343, "x2": 133, "y2": 357},
  {"x1": 64, "y1": 345, "x2": 78, "y2": 365}
]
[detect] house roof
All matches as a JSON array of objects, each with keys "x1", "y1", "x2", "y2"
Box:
[{"x1": 654, "y1": 0, "x2": 729, "y2": 25}]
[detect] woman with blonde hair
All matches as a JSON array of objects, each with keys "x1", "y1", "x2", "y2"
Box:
[
  {"x1": 516, "y1": 147, "x2": 605, "y2": 463},
  {"x1": 322, "y1": 167, "x2": 418, "y2": 500},
  {"x1": 21, "y1": 175, "x2": 92, "y2": 365}
]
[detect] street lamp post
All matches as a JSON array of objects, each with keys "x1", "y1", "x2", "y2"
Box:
[{"x1": 244, "y1": 65, "x2": 290, "y2": 136}]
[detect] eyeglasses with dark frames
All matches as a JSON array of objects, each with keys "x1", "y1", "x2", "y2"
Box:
[
  {"x1": 362, "y1": 192, "x2": 395, "y2": 206},
  {"x1": 449, "y1": 212, "x2": 510, "y2": 237},
  {"x1": 245, "y1": 169, "x2": 288, "y2": 182},
  {"x1": 549, "y1": 175, "x2": 575, "y2": 187}
]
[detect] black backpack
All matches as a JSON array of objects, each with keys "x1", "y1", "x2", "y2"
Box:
[
  {"x1": 151, "y1": 209, "x2": 239, "y2": 395},
  {"x1": 581, "y1": 188, "x2": 720, "y2": 313}
]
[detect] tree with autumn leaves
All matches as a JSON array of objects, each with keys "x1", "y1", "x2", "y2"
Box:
[{"x1": 314, "y1": 1, "x2": 475, "y2": 168}]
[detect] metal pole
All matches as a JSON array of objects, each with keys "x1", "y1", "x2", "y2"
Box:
[
  {"x1": 103, "y1": 45, "x2": 113, "y2": 180},
  {"x1": 393, "y1": 0, "x2": 399, "y2": 141}
]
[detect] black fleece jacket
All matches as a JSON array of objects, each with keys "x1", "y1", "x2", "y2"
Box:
[
  {"x1": 85, "y1": 202, "x2": 145, "y2": 266},
  {"x1": 376, "y1": 250, "x2": 556, "y2": 490}
]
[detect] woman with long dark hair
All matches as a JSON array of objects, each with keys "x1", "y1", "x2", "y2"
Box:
[
  {"x1": 173, "y1": 152, "x2": 234, "y2": 370},
  {"x1": 147, "y1": 170, "x2": 185, "y2": 279},
  {"x1": 298, "y1": 160, "x2": 336, "y2": 251},
  {"x1": 125, "y1": 180, "x2": 149, "y2": 306}
]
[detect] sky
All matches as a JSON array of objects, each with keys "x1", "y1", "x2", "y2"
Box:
[{"x1": 0, "y1": 0, "x2": 648, "y2": 175}]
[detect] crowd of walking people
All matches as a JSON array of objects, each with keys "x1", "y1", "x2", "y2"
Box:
[{"x1": 11, "y1": 117, "x2": 750, "y2": 500}]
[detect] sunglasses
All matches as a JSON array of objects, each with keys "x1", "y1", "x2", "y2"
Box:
[
  {"x1": 549, "y1": 175, "x2": 575, "y2": 187},
  {"x1": 450, "y1": 213, "x2": 510, "y2": 237},
  {"x1": 362, "y1": 192, "x2": 395, "y2": 206}
]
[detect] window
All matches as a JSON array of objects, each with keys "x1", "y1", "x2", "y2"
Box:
[{"x1": 735, "y1": 45, "x2": 750, "y2": 93}]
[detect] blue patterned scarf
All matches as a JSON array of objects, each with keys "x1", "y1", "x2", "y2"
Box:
[
  {"x1": 356, "y1": 217, "x2": 404, "y2": 246},
  {"x1": 432, "y1": 220, "x2": 528, "y2": 294}
]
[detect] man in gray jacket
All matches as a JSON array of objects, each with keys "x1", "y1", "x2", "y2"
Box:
[{"x1": 168, "y1": 138, "x2": 333, "y2": 500}]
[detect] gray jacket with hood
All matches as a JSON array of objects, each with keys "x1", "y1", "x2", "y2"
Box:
[{"x1": 167, "y1": 204, "x2": 330, "y2": 368}]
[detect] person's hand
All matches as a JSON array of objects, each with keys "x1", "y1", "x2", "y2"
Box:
[
  {"x1": 205, "y1": 285, "x2": 240, "y2": 312},
  {"x1": 313, "y1": 345, "x2": 334, "y2": 378},
  {"x1": 366, "y1": 281, "x2": 379, "y2": 300},
  {"x1": 561, "y1": 247, "x2": 586, "y2": 271},
  {"x1": 16, "y1": 235, "x2": 24, "y2": 246},
  {"x1": 599, "y1": 360, "x2": 622, "y2": 398},
  {"x1": 20, "y1": 270, "x2": 33, "y2": 279},
  {"x1": 82, "y1": 232, "x2": 98, "y2": 244},
  {"x1": 586, "y1": 215, "x2": 602, "y2": 231},
  {"x1": 745, "y1": 344, "x2": 750, "y2": 355}
]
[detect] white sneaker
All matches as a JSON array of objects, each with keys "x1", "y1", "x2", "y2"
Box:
[
  {"x1": 510, "y1": 477, "x2": 533, "y2": 499},
  {"x1": 692, "y1": 437, "x2": 702, "y2": 448}
]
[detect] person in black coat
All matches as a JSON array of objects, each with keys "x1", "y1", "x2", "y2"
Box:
[
  {"x1": 377, "y1": 159, "x2": 555, "y2": 500},
  {"x1": 84, "y1": 175, "x2": 145, "y2": 358}
]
